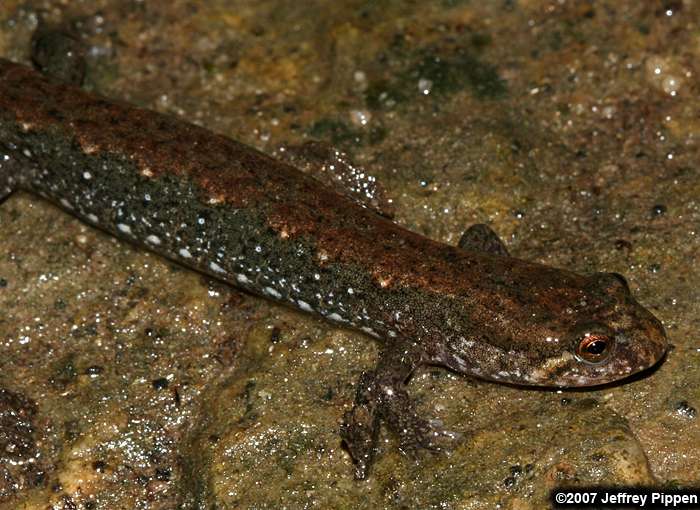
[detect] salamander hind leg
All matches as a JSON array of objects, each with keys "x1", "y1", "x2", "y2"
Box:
[
  {"x1": 277, "y1": 141, "x2": 395, "y2": 218},
  {"x1": 31, "y1": 23, "x2": 87, "y2": 86},
  {"x1": 340, "y1": 346, "x2": 450, "y2": 479},
  {"x1": 458, "y1": 223, "x2": 510, "y2": 256}
]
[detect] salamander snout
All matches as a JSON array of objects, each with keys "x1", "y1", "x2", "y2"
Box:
[{"x1": 628, "y1": 309, "x2": 668, "y2": 370}]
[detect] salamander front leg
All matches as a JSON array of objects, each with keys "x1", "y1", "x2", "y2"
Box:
[
  {"x1": 339, "y1": 370, "x2": 382, "y2": 479},
  {"x1": 340, "y1": 345, "x2": 444, "y2": 479}
]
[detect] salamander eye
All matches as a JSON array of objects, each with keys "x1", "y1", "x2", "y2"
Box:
[{"x1": 576, "y1": 332, "x2": 614, "y2": 364}]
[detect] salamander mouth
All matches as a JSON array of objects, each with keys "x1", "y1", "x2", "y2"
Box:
[
  {"x1": 547, "y1": 308, "x2": 669, "y2": 387},
  {"x1": 498, "y1": 326, "x2": 667, "y2": 388},
  {"x1": 539, "y1": 338, "x2": 666, "y2": 388}
]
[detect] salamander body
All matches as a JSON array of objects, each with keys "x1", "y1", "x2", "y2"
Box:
[{"x1": 0, "y1": 58, "x2": 667, "y2": 478}]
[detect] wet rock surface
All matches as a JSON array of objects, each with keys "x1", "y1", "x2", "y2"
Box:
[
  {"x1": 0, "y1": 388, "x2": 46, "y2": 502},
  {"x1": 1, "y1": 1, "x2": 698, "y2": 508}
]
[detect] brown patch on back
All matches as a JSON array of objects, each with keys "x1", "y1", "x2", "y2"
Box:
[{"x1": 0, "y1": 58, "x2": 587, "y2": 308}]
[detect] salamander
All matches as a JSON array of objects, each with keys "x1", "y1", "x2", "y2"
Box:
[{"x1": 0, "y1": 58, "x2": 668, "y2": 479}]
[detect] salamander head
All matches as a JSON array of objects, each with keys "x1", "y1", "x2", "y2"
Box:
[
  {"x1": 533, "y1": 272, "x2": 668, "y2": 387},
  {"x1": 438, "y1": 270, "x2": 668, "y2": 388}
]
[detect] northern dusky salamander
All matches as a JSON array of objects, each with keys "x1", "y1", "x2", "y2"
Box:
[{"x1": 0, "y1": 58, "x2": 668, "y2": 479}]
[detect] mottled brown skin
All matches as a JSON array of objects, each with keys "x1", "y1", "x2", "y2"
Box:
[{"x1": 0, "y1": 59, "x2": 668, "y2": 479}]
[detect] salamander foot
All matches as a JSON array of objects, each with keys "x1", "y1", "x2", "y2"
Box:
[{"x1": 340, "y1": 349, "x2": 452, "y2": 479}]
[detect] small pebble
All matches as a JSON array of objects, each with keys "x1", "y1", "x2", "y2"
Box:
[
  {"x1": 152, "y1": 378, "x2": 169, "y2": 390},
  {"x1": 92, "y1": 460, "x2": 107, "y2": 473},
  {"x1": 614, "y1": 239, "x2": 632, "y2": 251},
  {"x1": 651, "y1": 204, "x2": 667, "y2": 217}
]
